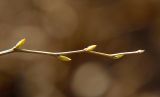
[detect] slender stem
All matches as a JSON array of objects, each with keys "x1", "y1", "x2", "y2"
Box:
[
  {"x1": 0, "y1": 49, "x2": 14, "y2": 56},
  {"x1": 89, "y1": 50, "x2": 145, "y2": 57},
  {"x1": 0, "y1": 48, "x2": 145, "y2": 58},
  {"x1": 15, "y1": 49, "x2": 85, "y2": 56},
  {"x1": 0, "y1": 39, "x2": 145, "y2": 61},
  {"x1": 88, "y1": 51, "x2": 112, "y2": 57},
  {"x1": 108, "y1": 50, "x2": 145, "y2": 56}
]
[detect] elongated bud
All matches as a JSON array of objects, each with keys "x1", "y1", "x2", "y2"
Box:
[
  {"x1": 84, "y1": 45, "x2": 97, "y2": 51},
  {"x1": 14, "y1": 38, "x2": 26, "y2": 49},
  {"x1": 58, "y1": 55, "x2": 71, "y2": 62},
  {"x1": 112, "y1": 54, "x2": 124, "y2": 59}
]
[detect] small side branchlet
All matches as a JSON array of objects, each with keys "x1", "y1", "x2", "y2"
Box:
[{"x1": 0, "y1": 38, "x2": 145, "y2": 62}]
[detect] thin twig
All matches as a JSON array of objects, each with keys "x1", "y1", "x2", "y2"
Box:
[
  {"x1": 15, "y1": 49, "x2": 85, "y2": 56},
  {"x1": 0, "y1": 38, "x2": 145, "y2": 61},
  {"x1": 89, "y1": 50, "x2": 145, "y2": 59},
  {"x1": 0, "y1": 49, "x2": 14, "y2": 56}
]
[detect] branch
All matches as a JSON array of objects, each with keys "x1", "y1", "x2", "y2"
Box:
[{"x1": 0, "y1": 38, "x2": 145, "y2": 61}]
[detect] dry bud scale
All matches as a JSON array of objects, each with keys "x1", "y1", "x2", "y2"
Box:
[{"x1": 0, "y1": 38, "x2": 145, "y2": 62}]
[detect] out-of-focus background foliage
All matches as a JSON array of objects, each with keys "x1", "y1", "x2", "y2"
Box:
[{"x1": 0, "y1": 0, "x2": 160, "y2": 97}]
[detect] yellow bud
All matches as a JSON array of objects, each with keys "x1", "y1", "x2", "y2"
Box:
[
  {"x1": 15, "y1": 38, "x2": 26, "y2": 49},
  {"x1": 84, "y1": 45, "x2": 97, "y2": 51},
  {"x1": 112, "y1": 54, "x2": 124, "y2": 59},
  {"x1": 58, "y1": 55, "x2": 71, "y2": 62}
]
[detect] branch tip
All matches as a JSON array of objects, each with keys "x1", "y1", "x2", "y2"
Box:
[{"x1": 136, "y1": 50, "x2": 145, "y2": 53}]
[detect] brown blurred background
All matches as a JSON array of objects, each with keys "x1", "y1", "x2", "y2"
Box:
[{"x1": 0, "y1": 0, "x2": 160, "y2": 97}]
